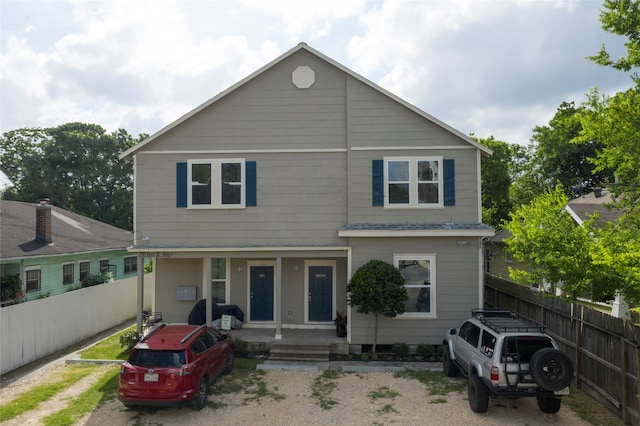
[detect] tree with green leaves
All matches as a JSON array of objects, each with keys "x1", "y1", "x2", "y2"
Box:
[
  {"x1": 476, "y1": 136, "x2": 516, "y2": 229},
  {"x1": 531, "y1": 102, "x2": 611, "y2": 194},
  {"x1": 505, "y1": 186, "x2": 596, "y2": 296},
  {"x1": 0, "y1": 123, "x2": 143, "y2": 230},
  {"x1": 587, "y1": 0, "x2": 640, "y2": 82},
  {"x1": 347, "y1": 260, "x2": 407, "y2": 354}
]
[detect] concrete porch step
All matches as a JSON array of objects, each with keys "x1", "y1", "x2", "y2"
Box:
[{"x1": 269, "y1": 342, "x2": 331, "y2": 362}]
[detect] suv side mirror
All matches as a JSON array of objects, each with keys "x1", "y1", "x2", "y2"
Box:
[{"x1": 449, "y1": 328, "x2": 457, "y2": 335}]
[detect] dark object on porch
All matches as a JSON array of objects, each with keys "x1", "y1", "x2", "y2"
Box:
[
  {"x1": 188, "y1": 299, "x2": 245, "y2": 326},
  {"x1": 334, "y1": 311, "x2": 347, "y2": 337}
]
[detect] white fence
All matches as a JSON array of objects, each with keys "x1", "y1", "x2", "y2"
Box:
[{"x1": 0, "y1": 274, "x2": 155, "y2": 375}]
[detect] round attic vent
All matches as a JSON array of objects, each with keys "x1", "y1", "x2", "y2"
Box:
[{"x1": 292, "y1": 66, "x2": 315, "y2": 89}]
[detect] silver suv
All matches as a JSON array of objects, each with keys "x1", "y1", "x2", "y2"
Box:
[{"x1": 442, "y1": 309, "x2": 573, "y2": 413}]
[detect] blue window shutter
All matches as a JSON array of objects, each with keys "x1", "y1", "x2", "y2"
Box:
[
  {"x1": 443, "y1": 159, "x2": 455, "y2": 206},
  {"x1": 246, "y1": 161, "x2": 257, "y2": 206},
  {"x1": 176, "y1": 162, "x2": 187, "y2": 208},
  {"x1": 372, "y1": 159, "x2": 384, "y2": 206}
]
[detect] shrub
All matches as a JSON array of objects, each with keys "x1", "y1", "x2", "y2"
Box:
[
  {"x1": 417, "y1": 344, "x2": 435, "y2": 357},
  {"x1": 392, "y1": 342, "x2": 410, "y2": 357},
  {"x1": 81, "y1": 273, "x2": 112, "y2": 288},
  {"x1": 120, "y1": 331, "x2": 142, "y2": 352}
]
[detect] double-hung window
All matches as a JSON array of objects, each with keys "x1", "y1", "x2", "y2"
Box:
[
  {"x1": 385, "y1": 157, "x2": 442, "y2": 207},
  {"x1": 26, "y1": 267, "x2": 41, "y2": 293},
  {"x1": 188, "y1": 159, "x2": 245, "y2": 208},
  {"x1": 124, "y1": 256, "x2": 137, "y2": 274},
  {"x1": 79, "y1": 261, "x2": 90, "y2": 281},
  {"x1": 394, "y1": 254, "x2": 436, "y2": 318},
  {"x1": 62, "y1": 262, "x2": 75, "y2": 285}
]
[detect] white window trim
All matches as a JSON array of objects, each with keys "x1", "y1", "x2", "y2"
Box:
[
  {"x1": 384, "y1": 156, "x2": 444, "y2": 209},
  {"x1": 187, "y1": 159, "x2": 246, "y2": 209},
  {"x1": 25, "y1": 265, "x2": 41, "y2": 293},
  {"x1": 303, "y1": 260, "x2": 337, "y2": 325},
  {"x1": 62, "y1": 262, "x2": 75, "y2": 286},
  {"x1": 393, "y1": 254, "x2": 437, "y2": 319}
]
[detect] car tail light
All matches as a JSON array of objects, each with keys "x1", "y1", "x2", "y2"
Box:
[
  {"x1": 120, "y1": 362, "x2": 135, "y2": 375},
  {"x1": 490, "y1": 366, "x2": 499, "y2": 381}
]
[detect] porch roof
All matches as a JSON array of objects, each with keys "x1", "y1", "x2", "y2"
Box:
[{"x1": 338, "y1": 223, "x2": 494, "y2": 237}]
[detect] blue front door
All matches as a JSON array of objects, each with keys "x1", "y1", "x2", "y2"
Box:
[
  {"x1": 309, "y1": 266, "x2": 332, "y2": 322},
  {"x1": 250, "y1": 266, "x2": 274, "y2": 321}
]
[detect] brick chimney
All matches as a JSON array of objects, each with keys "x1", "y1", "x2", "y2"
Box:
[{"x1": 36, "y1": 198, "x2": 52, "y2": 243}]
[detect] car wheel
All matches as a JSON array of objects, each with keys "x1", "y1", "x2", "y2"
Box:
[
  {"x1": 537, "y1": 396, "x2": 562, "y2": 413},
  {"x1": 442, "y1": 346, "x2": 458, "y2": 377},
  {"x1": 194, "y1": 377, "x2": 208, "y2": 410},
  {"x1": 225, "y1": 349, "x2": 234, "y2": 374},
  {"x1": 468, "y1": 374, "x2": 489, "y2": 413},
  {"x1": 529, "y1": 348, "x2": 573, "y2": 392}
]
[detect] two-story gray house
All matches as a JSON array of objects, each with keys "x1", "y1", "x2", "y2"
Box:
[{"x1": 120, "y1": 43, "x2": 493, "y2": 348}]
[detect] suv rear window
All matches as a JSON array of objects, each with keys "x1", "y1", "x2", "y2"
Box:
[
  {"x1": 501, "y1": 337, "x2": 553, "y2": 362},
  {"x1": 129, "y1": 350, "x2": 186, "y2": 367}
]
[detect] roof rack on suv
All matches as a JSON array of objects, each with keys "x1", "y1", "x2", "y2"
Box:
[{"x1": 471, "y1": 308, "x2": 546, "y2": 333}]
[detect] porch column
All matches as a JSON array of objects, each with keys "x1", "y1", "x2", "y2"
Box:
[
  {"x1": 136, "y1": 255, "x2": 145, "y2": 334},
  {"x1": 275, "y1": 256, "x2": 282, "y2": 339},
  {"x1": 203, "y1": 257, "x2": 212, "y2": 326}
]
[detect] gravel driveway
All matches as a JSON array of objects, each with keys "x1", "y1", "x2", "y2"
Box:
[{"x1": 76, "y1": 368, "x2": 592, "y2": 426}]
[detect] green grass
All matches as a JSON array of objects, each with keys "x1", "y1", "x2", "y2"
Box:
[
  {"x1": 78, "y1": 325, "x2": 136, "y2": 360},
  {"x1": 311, "y1": 370, "x2": 343, "y2": 410},
  {"x1": 210, "y1": 358, "x2": 284, "y2": 407},
  {"x1": 0, "y1": 363, "x2": 99, "y2": 422},
  {"x1": 396, "y1": 370, "x2": 466, "y2": 402},
  {"x1": 41, "y1": 366, "x2": 120, "y2": 426}
]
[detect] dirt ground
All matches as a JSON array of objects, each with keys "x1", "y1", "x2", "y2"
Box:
[{"x1": 1, "y1": 362, "x2": 616, "y2": 426}]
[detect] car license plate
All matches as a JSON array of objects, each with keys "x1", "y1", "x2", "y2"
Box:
[
  {"x1": 144, "y1": 373, "x2": 159, "y2": 382},
  {"x1": 555, "y1": 387, "x2": 570, "y2": 396}
]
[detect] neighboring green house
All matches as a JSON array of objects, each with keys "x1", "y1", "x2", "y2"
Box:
[
  {"x1": 0, "y1": 199, "x2": 135, "y2": 304},
  {"x1": 483, "y1": 228, "x2": 529, "y2": 282}
]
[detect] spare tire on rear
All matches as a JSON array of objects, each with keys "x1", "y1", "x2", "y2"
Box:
[{"x1": 529, "y1": 348, "x2": 573, "y2": 391}]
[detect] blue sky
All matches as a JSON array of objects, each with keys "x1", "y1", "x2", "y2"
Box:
[{"x1": 0, "y1": 0, "x2": 631, "y2": 154}]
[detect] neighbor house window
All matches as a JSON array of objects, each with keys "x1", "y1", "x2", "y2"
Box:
[
  {"x1": 99, "y1": 259, "x2": 109, "y2": 274},
  {"x1": 62, "y1": 262, "x2": 75, "y2": 285},
  {"x1": 385, "y1": 157, "x2": 442, "y2": 207},
  {"x1": 79, "y1": 261, "x2": 90, "y2": 281},
  {"x1": 394, "y1": 254, "x2": 436, "y2": 317},
  {"x1": 26, "y1": 268, "x2": 41, "y2": 293},
  {"x1": 124, "y1": 256, "x2": 137, "y2": 274},
  {"x1": 188, "y1": 159, "x2": 245, "y2": 208},
  {"x1": 211, "y1": 258, "x2": 228, "y2": 303}
]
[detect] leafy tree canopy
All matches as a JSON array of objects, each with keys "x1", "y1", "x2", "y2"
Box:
[
  {"x1": 476, "y1": 136, "x2": 517, "y2": 229},
  {"x1": 505, "y1": 186, "x2": 595, "y2": 295},
  {"x1": 0, "y1": 123, "x2": 143, "y2": 230},
  {"x1": 587, "y1": 0, "x2": 640, "y2": 81}
]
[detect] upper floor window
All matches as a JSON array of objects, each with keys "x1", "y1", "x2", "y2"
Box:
[
  {"x1": 62, "y1": 262, "x2": 75, "y2": 285},
  {"x1": 188, "y1": 159, "x2": 245, "y2": 208},
  {"x1": 384, "y1": 157, "x2": 443, "y2": 207}
]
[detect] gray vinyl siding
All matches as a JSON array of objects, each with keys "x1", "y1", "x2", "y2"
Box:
[
  {"x1": 136, "y1": 152, "x2": 347, "y2": 247},
  {"x1": 348, "y1": 237, "x2": 481, "y2": 345}
]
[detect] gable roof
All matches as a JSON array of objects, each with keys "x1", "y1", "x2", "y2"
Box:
[
  {"x1": 120, "y1": 43, "x2": 492, "y2": 159},
  {"x1": 565, "y1": 188, "x2": 623, "y2": 225},
  {"x1": 0, "y1": 200, "x2": 133, "y2": 261}
]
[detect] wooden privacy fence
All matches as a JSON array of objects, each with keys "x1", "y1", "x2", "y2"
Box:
[{"x1": 485, "y1": 275, "x2": 639, "y2": 425}]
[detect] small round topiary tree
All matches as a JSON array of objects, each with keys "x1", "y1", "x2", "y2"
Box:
[{"x1": 347, "y1": 259, "x2": 407, "y2": 354}]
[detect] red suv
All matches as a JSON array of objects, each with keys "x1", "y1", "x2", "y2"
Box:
[{"x1": 118, "y1": 324, "x2": 234, "y2": 410}]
